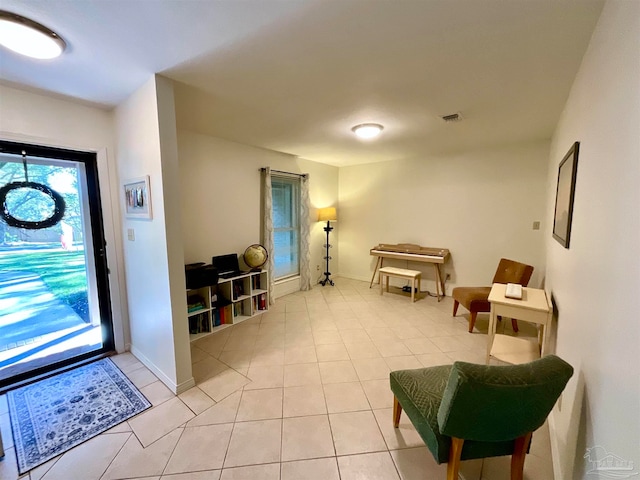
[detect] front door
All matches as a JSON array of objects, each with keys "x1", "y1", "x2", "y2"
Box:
[{"x1": 0, "y1": 140, "x2": 114, "y2": 389}]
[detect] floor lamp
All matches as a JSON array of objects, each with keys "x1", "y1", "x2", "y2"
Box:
[{"x1": 318, "y1": 207, "x2": 337, "y2": 286}]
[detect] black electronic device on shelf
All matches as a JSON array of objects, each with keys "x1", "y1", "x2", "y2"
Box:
[
  {"x1": 212, "y1": 253, "x2": 249, "y2": 279},
  {"x1": 185, "y1": 263, "x2": 218, "y2": 289}
]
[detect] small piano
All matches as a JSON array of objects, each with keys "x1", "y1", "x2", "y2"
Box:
[{"x1": 370, "y1": 243, "x2": 451, "y2": 300}]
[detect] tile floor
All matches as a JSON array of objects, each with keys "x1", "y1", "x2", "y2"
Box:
[{"x1": 0, "y1": 279, "x2": 555, "y2": 480}]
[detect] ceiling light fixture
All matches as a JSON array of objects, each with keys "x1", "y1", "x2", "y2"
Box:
[
  {"x1": 0, "y1": 11, "x2": 66, "y2": 59},
  {"x1": 352, "y1": 123, "x2": 384, "y2": 140}
]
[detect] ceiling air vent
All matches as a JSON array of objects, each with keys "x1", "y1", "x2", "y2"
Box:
[{"x1": 440, "y1": 112, "x2": 462, "y2": 122}]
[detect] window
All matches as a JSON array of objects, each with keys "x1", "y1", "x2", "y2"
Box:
[{"x1": 272, "y1": 175, "x2": 300, "y2": 280}]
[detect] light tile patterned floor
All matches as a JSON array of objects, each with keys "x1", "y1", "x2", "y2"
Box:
[{"x1": 0, "y1": 279, "x2": 554, "y2": 480}]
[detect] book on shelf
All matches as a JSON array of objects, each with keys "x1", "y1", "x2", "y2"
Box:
[
  {"x1": 259, "y1": 293, "x2": 267, "y2": 310},
  {"x1": 233, "y1": 281, "x2": 245, "y2": 300},
  {"x1": 200, "y1": 313, "x2": 211, "y2": 333},
  {"x1": 189, "y1": 312, "x2": 210, "y2": 334},
  {"x1": 187, "y1": 294, "x2": 206, "y2": 313}
]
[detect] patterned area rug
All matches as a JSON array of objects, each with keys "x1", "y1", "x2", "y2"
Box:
[{"x1": 7, "y1": 357, "x2": 151, "y2": 474}]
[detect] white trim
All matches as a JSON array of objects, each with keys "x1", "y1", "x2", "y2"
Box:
[
  {"x1": 273, "y1": 275, "x2": 301, "y2": 299},
  {"x1": 129, "y1": 344, "x2": 195, "y2": 395},
  {"x1": 549, "y1": 411, "x2": 562, "y2": 480}
]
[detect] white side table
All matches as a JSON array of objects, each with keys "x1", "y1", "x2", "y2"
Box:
[{"x1": 486, "y1": 283, "x2": 552, "y2": 365}]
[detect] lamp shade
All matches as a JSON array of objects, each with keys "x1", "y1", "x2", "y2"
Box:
[{"x1": 317, "y1": 207, "x2": 337, "y2": 222}]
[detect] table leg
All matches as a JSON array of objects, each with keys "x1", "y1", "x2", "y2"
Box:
[
  {"x1": 433, "y1": 264, "x2": 442, "y2": 301},
  {"x1": 370, "y1": 256, "x2": 382, "y2": 288},
  {"x1": 486, "y1": 305, "x2": 497, "y2": 364},
  {"x1": 538, "y1": 325, "x2": 543, "y2": 354},
  {"x1": 380, "y1": 273, "x2": 384, "y2": 296},
  {"x1": 540, "y1": 312, "x2": 551, "y2": 357},
  {"x1": 411, "y1": 277, "x2": 415, "y2": 302}
]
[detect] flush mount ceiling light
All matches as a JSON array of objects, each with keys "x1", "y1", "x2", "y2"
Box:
[
  {"x1": 0, "y1": 11, "x2": 66, "y2": 59},
  {"x1": 352, "y1": 123, "x2": 384, "y2": 140}
]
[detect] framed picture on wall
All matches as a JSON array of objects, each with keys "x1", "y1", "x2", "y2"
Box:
[
  {"x1": 123, "y1": 176, "x2": 152, "y2": 220},
  {"x1": 552, "y1": 142, "x2": 579, "y2": 248}
]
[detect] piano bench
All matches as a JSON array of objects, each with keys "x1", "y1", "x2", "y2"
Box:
[{"x1": 379, "y1": 267, "x2": 422, "y2": 302}]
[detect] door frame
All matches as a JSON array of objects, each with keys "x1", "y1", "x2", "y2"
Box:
[{"x1": 0, "y1": 139, "x2": 115, "y2": 390}]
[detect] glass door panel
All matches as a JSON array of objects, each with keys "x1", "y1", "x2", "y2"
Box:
[{"x1": 0, "y1": 141, "x2": 113, "y2": 388}]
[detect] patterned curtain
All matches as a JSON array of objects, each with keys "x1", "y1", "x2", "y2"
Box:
[
  {"x1": 300, "y1": 174, "x2": 312, "y2": 290},
  {"x1": 261, "y1": 167, "x2": 275, "y2": 305}
]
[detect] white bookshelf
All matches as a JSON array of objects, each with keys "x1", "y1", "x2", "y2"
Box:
[{"x1": 186, "y1": 270, "x2": 269, "y2": 342}]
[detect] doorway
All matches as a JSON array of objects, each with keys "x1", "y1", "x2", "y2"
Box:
[{"x1": 0, "y1": 140, "x2": 114, "y2": 389}]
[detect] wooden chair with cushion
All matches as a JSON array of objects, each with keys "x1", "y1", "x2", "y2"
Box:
[
  {"x1": 452, "y1": 258, "x2": 534, "y2": 333},
  {"x1": 390, "y1": 355, "x2": 574, "y2": 480}
]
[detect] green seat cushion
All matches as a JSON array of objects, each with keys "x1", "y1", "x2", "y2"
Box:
[{"x1": 390, "y1": 367, "x2": 516, "y2": 464}]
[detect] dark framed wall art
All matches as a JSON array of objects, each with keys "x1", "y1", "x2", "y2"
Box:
[{"x1": 552, "y1": 142, "x2": 580, "y2": 248}]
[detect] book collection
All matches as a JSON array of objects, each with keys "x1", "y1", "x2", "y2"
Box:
[
  {"x1": 212, "y1": 303, "x2": 233, "y2": 327},
  {"x1": 189, "y1": 312, "x2": 211, "y2": 334},
  {"x1": 186, "y1": 270, "x2": 269, "y2": 337}
]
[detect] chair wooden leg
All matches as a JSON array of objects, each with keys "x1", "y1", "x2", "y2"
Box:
[
  {"x1": 510, "y1": 432, "x2": 532, "y2": 480},
  {"x1": 447, "y1": 437, "x2": 464, "y2": 480},
  {"x1": 393, "y1": 396, "x2": 402, "y2": 427},
  {"x1": 469, "y1": 311, "x2": 477, "y2": 332},
  {"x1": 511, "y1": 318, "x2": 519, "y2": 332},
  {"x1": 452, "y1": 300, "x2": 459, "y2": 316}
]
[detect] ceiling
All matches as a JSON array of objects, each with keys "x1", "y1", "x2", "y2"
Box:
[{"x1": 0, "y1": 0, "x2": 603, "y2": 166}]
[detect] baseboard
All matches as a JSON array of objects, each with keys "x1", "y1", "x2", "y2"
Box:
[
  {"x1": 129, "y1": 345, "x2": 194, "y2": 395},
  {"x1": 273, "y1": 276, "x2": 301, "y2": 299},
  {"x1": 175, "y1": 377, "x2": 196, "y2": 395},
  {"x1": 336, "y1": 273, "x2": 371, "y2": 283},
  {"x1": 548, "y1": 410, "x2": 562, "y2": 480}
]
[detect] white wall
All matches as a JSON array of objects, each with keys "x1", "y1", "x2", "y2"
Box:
[
  {"x1": 545, "y1": 2, "x2": 640, "y2": 478},
  {"x1": 114, "y1": 76, "x2": 192, "y2": 393},
  {"x1": 0, "y1": 84, "x2": 128, "y2": 353},
  {"x1": 338, "y1": 141, "x2": 549, "y2": 293},
  {"x1": 177, "y1": 131, "x2": 339, "y2": 296}
]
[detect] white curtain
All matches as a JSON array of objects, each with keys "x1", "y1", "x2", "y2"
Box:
[
  {"x1": 300, "y1": 174, "x2": 312, "y2": 290},
  {"x1": 261, "y1": 167, "x2": 275, "y2": 305}
]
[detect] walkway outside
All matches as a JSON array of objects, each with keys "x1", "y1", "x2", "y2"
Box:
[{"x1": 0, "y1": 245, "x2": 101, "y2": 383}]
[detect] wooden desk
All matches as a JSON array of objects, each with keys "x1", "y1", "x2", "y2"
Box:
[
  {"x1": 369, "y1": 244, "x2": 450, "y2": 301},
  {"x1": 486, "y1": 284, "x2": 552, "y2": 365}
]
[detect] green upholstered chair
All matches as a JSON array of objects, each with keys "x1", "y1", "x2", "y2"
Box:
[
  {"x1": 390, "y1": 355, "x2": 573, "y2": 480},
  {"x1": 452, "y1": 258, "x2": 534, "y2": 333}
]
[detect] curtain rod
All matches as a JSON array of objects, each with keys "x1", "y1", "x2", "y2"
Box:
[{"x1": 260, "y1": 167, "x2": 308, "y2": 179}]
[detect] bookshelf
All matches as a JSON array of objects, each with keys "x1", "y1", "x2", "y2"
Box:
[{"x1": 187, "y1": 270, "x2": 269, "y2": 342}]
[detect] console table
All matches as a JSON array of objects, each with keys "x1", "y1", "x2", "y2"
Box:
[{"x1": 486, "y1": 283, "x2": 552, "y2": 365}]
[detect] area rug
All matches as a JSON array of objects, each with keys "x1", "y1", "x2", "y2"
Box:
[{"x1": 7, "y1": 357, "x2": 151, "y2": 474}]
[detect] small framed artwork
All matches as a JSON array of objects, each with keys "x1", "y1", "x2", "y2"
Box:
[
  {"x1": 123, "y1": 176, "x2": 152, "y2": 220},
  {"x1": 552, "y1": 142, "x2": 580, "y2": 248}
]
